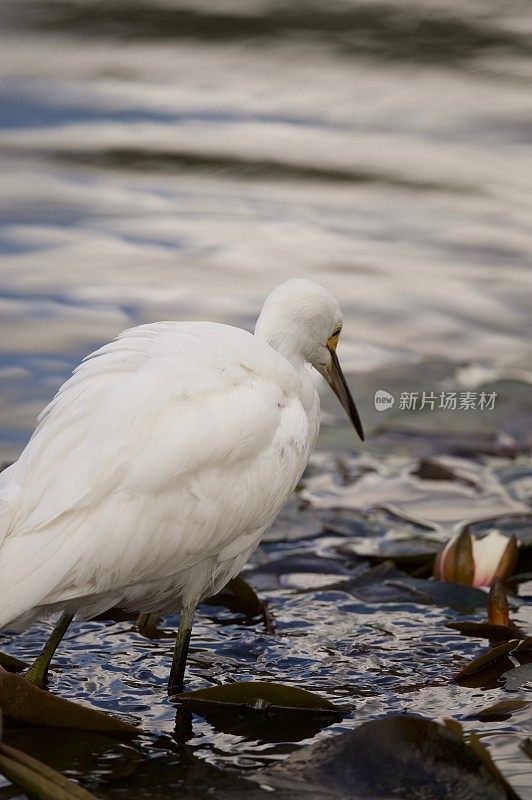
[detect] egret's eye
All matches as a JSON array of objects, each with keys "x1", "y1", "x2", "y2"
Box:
[{"x1": 327, "y1": 326, "x2": 342, "y2": 351}]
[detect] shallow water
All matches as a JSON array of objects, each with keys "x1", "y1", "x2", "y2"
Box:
[
  {"x1": 0, "y1": 1, "x2": 531, "y2": 797},
  {"x1": 1, "y1": 0, "x2": 532, "y2": 458},
  {"x1": 1, "y1": 448, "x2": 532, "y2": 798}
]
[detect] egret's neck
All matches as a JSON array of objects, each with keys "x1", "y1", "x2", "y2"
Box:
[{"x1": 254, "y1": 324, "x2": 305, "y2": 370}]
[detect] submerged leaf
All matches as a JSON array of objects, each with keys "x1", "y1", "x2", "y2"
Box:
[
  {"x1": 0, "y1": 668, "x2": 139, "y2": 734},
  {"x1": 258, "y1": 715, "x2": 518, "y2": 798}
]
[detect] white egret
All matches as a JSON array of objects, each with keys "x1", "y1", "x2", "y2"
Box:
[{"x1": 0, "y1": 279, "x2": 364, "y2": 693}]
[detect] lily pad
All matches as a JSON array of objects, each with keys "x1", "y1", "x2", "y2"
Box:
[
  {"x1": 412, "y1": 458, "x2": 479, "y2": 488},
  {"x1": 0, "y1": 741, "x2": 97, "y2": 800},
  {"x1": 468, "y1": 699, "x2": 530, "y2": 722},
  {"x1": 454, "y1": 638, "x2": 532, "y2": 687},
  {"x1": 324, "y1": 507, "x2": 441, "y2": 572},
  {"x1": 257, "y1": 715, "x2": 519, "y2": 799},
  {"x1": 0, "y1": 668, "x2": 139, "y2": 734},
  {"x1": 335, "y1": 539, "x2": 439, "y2": 568},
  {"x1": 342, "y1": 562, "x2": 488, "y2": 611},
  {"x1": 454, "y1": 640, "x2": 522, "y2": 680},
  {"x1": 446, "y1": 622, "x2": 523, "y2": 642},
  {"x1": 0, "y1": 651, "x2": 27, "y2": 672},
  {"x1": 176, "y1": 681, "x2": 343, "y2": 743},
  {"x1": 0, "y1": 709, "x2": 98, "y2": 799},
  {"x1": 177, "y1": 681, "x2": 340, "y2": 713}
]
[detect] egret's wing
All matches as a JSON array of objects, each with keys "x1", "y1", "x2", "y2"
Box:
[
  {"x1": 0, "y1": 322, "x2": 307, "y2": 625},
  {"x1": 10, "y1": 322, "x2": 287, "y2": 536}
]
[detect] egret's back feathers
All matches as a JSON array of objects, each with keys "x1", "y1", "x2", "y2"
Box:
[{"x1": 0, "y1": 319, "x2": 320, "y2": 628}]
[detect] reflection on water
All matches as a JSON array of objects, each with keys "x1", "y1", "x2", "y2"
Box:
[
  {"x1": 0, "y1": 1, "x2": 531, "y2": 797},
  {"x1": 0, "y1": 0, "x2": 531, "y2": 457}
]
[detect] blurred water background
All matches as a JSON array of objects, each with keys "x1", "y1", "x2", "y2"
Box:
[
  {"x1": 0, "y1": 0, "x2": 531, "y2": 459},
  {"x1": 1, "y1": 2, "x2": 532, "y2": 798}
]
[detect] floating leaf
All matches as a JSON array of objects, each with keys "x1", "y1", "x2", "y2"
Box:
[
  {"x1": 247, "y1": 554, "x2": 354, "y2": 592},
  {"x1": 342, "y1": 562, "x2": 488, "y2": 611},
  {"x1": 0, "y1": 651, "x2": 27, "y2": 672},
  {"x1": 0, "y1": 667, "x2": 138, "y2": 734},
  {"x1": 177, "y1": 681, "x2": 340, "y2": 713},
  {"x1": 336, "y1": 539, "x2": 438, "y2": 570},
  {"x1": 454, "y1": 638, "x2": 532, "y2": 687},
  {"x1": 467, "y1": 699, "x2": 530, "y2": 722},
  {"x1": 454, "y1": 640, "x2": 522, "y2": 680},
  {"x1": 324, "y1": 507, "x2": 440, "y2": 573},
  {"x1": 413, "y1": 458, "x2": 479, "y2": 488},
  {"x1": 446, "y1": 622, "x2": 522, "y2": 642},
  {"x1": 258, "y1": 715, "x2": 519, "y2": 798},
  {"x1": 0, "y1": 741, "x2": 97, "y2": 800},
  {"x1": 176, "y1": 681, "x2": 342, "y2": 743}
]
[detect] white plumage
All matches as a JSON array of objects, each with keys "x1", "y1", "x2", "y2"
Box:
[{"x1": 0, "y1": 278, "x2": 364, "y2": 639}]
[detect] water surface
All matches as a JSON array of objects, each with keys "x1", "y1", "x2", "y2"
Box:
[{"x1": 0, "y1": 1, "x2": 531, "y2": 797}]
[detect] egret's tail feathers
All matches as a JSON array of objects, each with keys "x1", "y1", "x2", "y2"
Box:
[{"x1": 0, "y1": 528, "x2": 82, "y2": 630}]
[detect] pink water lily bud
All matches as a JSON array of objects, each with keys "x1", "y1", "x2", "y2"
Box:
[{"x1": 435, "y1": 530, "x2": 517, "y2": 587}]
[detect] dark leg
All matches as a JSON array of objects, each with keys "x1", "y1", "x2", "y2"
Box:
[
  {"x1": 24, "y1": 611, "x2": 74, "y2": 688},
  {"x1": 167, "y1": 602, "x2": 196, "y2": 695}
]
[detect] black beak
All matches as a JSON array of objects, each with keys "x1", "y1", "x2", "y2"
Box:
[{"x1": 325, "y1": 347, "x2": 365, "y2": 441}]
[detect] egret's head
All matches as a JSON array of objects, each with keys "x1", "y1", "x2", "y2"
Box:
[{"x1": 255, "y1": 279, "x2": 364, "y2": 441}]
